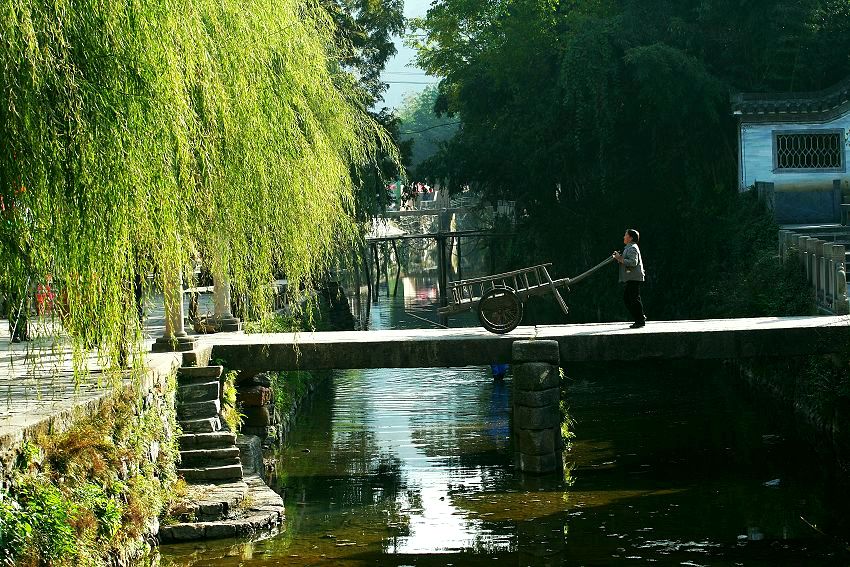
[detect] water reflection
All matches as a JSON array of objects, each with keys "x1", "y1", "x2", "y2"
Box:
[{"x1": 160, "y1": 279, "x2": 850, "y2": 566}]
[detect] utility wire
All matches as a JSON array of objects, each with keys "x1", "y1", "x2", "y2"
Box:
[{"x1": 400, "y1": 121, "x2": 462, "y2": 134}]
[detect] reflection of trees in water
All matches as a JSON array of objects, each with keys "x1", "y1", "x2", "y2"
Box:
[
  {"x1": 407, "y1": 379, "x2": 511, "y2": 474},
  {"x1": 270, "y1": 375, "x2": 420, "y2": 553}
]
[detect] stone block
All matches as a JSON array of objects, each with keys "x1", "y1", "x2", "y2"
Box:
[
  {"x1": 179, "y1": 381, "x2": 220, "y2": 403},
  {"x1": 178, "y1": 399, "x2": 221, "y2": 420},
  {"x1": 513, "y1": 363, "x2": 559, "y2": 391},
  {"x1": 178, "y1": 464, "x2": 243, "y2": 482},
  {"x1": 179, "y1": 447, "x2": 241, "y2": 467},
  {"x1": 178, "y1": 366, "x2": 223, "y2": 386},
  {"x1": 152, "y1": 336, "x2": 197, "y2": 353},
  {"x1": 512, "y1": 340, "x2": 560, "y2": 365},
  {"x1": 179, "y1": 417, "x2": 222, "y2": 433},
  {"x1": 179, "y1": 432, "x2": 236, "y2": 450},
  {"x1": 516, "y1": 452, "x2": 561, "y2": 474},
  {"x1": 513, "y1": 387, "x2": 559, "y2": 408},
  {"x1": 514, "y1": 405, "x2": 560, "y2": 429},
  {"x1": 238, "y1": 386, "x2": 272, "y2": 407},
  {"x1": 160, "y1": 523, "x2": 204, "y2": 542},
  {"x1": 236, "y1": 434, "x2": 264, "y2": 476},
  {"x1": 238, "y1": 372, "x2": 272, "y2": 387},
  {"x1": 517, "y1": 428, "x2": 557, "y2": 455},
  {"x1": 197, "y1": 502, "x2": 224, "y2": 519},
  {"x1": 204, "y1": 522, "x2": 238, "y2": 539},
  {"x1": 242, "y1": 405, "x2": 272, "y2": 427}
]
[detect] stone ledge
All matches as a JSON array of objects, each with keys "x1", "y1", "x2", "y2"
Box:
[
  {"x1": 512, "y1": 340, "x2": 560, "y2": 365},
  {"x1": 158, "y1": 474, "x2": 283, "y2": 543},
  {"x1": 179, "y1": 417, "x2": 222, "y2": 433},
  {"x1": 178, "y1": 381, "x2": 220, "y2": 403}
]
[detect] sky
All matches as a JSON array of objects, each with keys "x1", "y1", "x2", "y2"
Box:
[{"x1": 378, "y1": 0, "x2": 440, "y2": 110}]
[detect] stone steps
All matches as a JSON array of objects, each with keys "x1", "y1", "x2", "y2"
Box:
[
  {"x1": 179, "y1": 417, "x2": 222, "y2": 434},
  {"x1": 159, "y1": 365, "x2": 283, "y2": 545},
  {"x1": 180, "y1": 447, "x2": 241, "y2": 467},
  {"x1": 179, "y1": 432, "x2": 237, "y2": 451},
  {"x1": 177, "y1": 463, "x2": 244, "y2": 482},
  {"x1": 178, "y1": 398, "x2": 221, "y2": 420},
  {"x1": 179, "y1": 381, "x2": 220, "y2": 403},
  {"x1": 168, "y1": 480, "x2": 248, "y2": 523},
  {"x1": 175, "y1": 365, "x2": 242, "y2": 484},
  {"x1": 177, "y1": 365, "x2": 224, "y2": 385},
  {"x1": 158, "y1": 474, "x2": 283, "y2": 543}
]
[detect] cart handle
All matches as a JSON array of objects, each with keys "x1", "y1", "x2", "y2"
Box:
[{"x1": 560, "y1": 256, "x2": 615, "y2": 287}]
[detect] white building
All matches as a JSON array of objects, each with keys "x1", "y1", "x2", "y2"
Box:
[{"x1": 732, "y1": 79, "x2": 850, "y2": 224}]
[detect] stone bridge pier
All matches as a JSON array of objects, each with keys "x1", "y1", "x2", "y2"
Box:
[{"x1": 512, "y1": 340, "x2": 563, "y2": 475}]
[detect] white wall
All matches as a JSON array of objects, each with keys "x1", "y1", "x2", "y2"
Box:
[{"x1": 739, "y1": 112, "x2": 850, "y2": 190}]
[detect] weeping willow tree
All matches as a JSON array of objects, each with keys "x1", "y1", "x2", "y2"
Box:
[{"x1": 0, "y1": 0, "x2": 391, "y2": 370}]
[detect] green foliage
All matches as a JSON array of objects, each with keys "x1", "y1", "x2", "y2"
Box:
[
  {"x1": 410, "y1": 0, "x2": 837, "y2": 321},
  {"x1": 1, "y1": 373, "x2": 180, "y2": 565},
  {"x1": 322, "y1": 0, "x2": 406, "y2": 107},
  {"x1": 1, "y1": 476, "x2": 77, "y2": 565},
  {"x1": 269, "y1": 370, "x2": 313, "y2": 413},
  {"x1": 0, "y1": 0, "x2": 396, "y2": 372},
  {"x1": 244, "y1": 313, "x2": 308, "y2": 334},
  {"x1": 220, "y1": 370, "x2": 243, "y2": 433},
  {"x1": 396, "y1": 85, "x2": 460, "y2": 172}
]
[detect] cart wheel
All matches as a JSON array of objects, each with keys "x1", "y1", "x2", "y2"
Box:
[{"x1": 478, "y1": 287, "x2": 523, "y2": 334}]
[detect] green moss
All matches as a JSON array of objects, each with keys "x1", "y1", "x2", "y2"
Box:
[
  {"x1": 269, "y1": 370, "x2": 313, "y2": 413},
  {"x1": 220, "y1": 370, "x2": 243, "y2": 433},
  {"x1": 0, "y1": 373, "x2": 180, "y2": 566}
]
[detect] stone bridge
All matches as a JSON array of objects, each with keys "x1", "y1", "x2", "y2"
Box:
[
  {"x1": 201, "y1": 316, "x2": 848, "y2": 370},
  {"x1": 190, "y1": 316, "x2": 849, "y2": 475}
]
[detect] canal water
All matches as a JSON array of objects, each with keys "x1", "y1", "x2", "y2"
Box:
[{"x1": 160, "y1": 273, "x2": 850, "y2": 566}]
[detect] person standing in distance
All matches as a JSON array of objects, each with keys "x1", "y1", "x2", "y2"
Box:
[{"x1": 612, "y1": 229, "x2": 646, "y2": 328}]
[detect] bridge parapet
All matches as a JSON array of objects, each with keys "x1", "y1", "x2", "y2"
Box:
[{"x1": 780, "y1": 229, "x2": 849, "y2": 314}]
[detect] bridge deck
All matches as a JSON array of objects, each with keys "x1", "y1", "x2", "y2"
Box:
[{"x1": 208, "y1": 316, "x2": 850, "y2": 370}]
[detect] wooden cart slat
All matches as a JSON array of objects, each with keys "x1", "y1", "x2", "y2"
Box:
[{"x1": 438, "y1": 257, "x2": 614, "y2": 316}]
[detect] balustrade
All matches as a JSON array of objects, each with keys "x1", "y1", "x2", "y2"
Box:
[{"x1": 779, "y1": 229, "x2": 849, "y2": 315}]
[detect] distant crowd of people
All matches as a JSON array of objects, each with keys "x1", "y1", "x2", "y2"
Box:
[{"x1": 389, "y1": 181, "x2": 438, "y2": 210}]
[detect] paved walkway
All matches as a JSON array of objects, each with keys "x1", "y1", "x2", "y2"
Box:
[{"x1": 0, "y1": 292, "x2": 216, "y2": 451}]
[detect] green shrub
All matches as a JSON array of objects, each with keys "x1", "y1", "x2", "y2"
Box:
[
  {"x1": 1, "y1": 373, "x2": 180, "y2": 565},
  {"x1": 221, "y1": 370, "x2": 244, "y2": 433}
]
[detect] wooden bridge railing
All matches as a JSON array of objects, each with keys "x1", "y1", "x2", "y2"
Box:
[{"x1": 779, "y1": 230, "x2": 849, "y2": 314}]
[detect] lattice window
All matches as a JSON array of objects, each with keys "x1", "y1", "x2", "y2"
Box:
[{"x1": 774, "y1": 130, "x2": 844, "y2": 171}]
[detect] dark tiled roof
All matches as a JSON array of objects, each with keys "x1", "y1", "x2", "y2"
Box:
[{"x1": 731, "y1": 77, "x2": 850, "y2": 120}]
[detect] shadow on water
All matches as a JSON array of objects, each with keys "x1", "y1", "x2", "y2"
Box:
[{"x1": 160, "y1": 276, "x2": 850, "y2": 566}]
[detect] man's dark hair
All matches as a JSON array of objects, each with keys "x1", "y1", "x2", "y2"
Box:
[{"x1": 627, "y1": 228, "x2": 640, "y2": 243}]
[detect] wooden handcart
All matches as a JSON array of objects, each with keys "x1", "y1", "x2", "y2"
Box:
[{"x1": 437, "y1": 257, "x2": 614, "y2": 334}]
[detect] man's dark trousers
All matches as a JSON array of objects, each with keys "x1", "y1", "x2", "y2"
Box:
[{"x1": 623, "y1": 281, "x2": 645, "y2": 323}]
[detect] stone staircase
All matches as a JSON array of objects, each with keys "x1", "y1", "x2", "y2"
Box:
[
  {"x1": 160, "y1": 364, "x2": 284, "y2": 543},
  {"x1": 176, "y1": 366, "x2": 243, "y2": 482}
]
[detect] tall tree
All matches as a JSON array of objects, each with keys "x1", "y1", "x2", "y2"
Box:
[
  {"x1": 0, "y1": 0, "x2": 394, "y2": 367},
  {"x1": 410, "y1": 0, "x2": 843, "y2": 321}
]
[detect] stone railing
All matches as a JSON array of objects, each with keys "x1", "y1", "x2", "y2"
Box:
[{"x1": 779, "y1": 230, "x2": 849, "y2": 314}]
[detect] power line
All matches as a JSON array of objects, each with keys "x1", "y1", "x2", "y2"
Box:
[
  {"x1": 399, "y1": 121, "x2": 461, "y2": 134},
  {"x1": 385, "y1": 80, "x2": 440, "y2": 85}
]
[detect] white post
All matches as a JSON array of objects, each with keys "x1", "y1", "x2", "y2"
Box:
[
  {"x1": 152, "y1": 269, "x2": 196, "y2": 352},
  {"x1": 816, "y1": 240, "x2": 826, "y2": 304},
  {"x1": 209, "y1": 264, "x2": 242, "y2": 332},
  {"x1": 834, "y1": 244, "x2": 848, "y2": 315}
]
